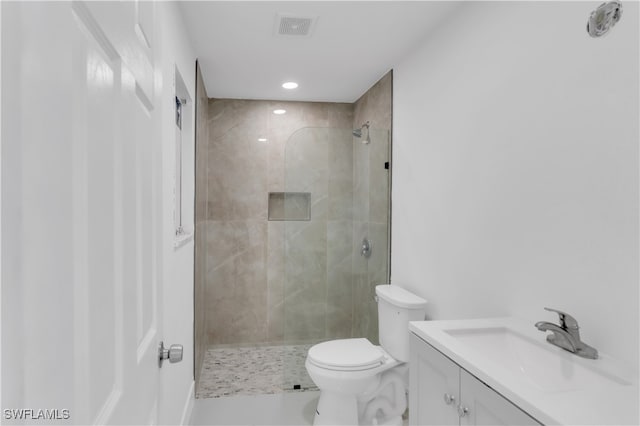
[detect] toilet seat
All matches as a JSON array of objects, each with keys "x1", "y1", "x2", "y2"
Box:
[{"x1": 307, "y1": 338, "x2": 385, "y2": 371}]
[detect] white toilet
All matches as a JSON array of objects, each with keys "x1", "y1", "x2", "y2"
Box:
[{"x1": 305, "y1": 284, "x2": 427, "y2": 426}]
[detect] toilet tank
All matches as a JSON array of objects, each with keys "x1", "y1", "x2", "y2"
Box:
[{"x1": 376, "y1": 284, "x2": 427, "y2": 362}]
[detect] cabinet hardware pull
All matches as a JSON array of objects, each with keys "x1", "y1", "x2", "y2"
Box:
[
  {"x1": 457, "y1": 405, "x2": 469, "y2": 418},
  {"x1": 443, "y1": 393, "x2": 456, "y2": 405}
]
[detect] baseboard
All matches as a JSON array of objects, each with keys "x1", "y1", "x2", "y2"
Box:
[{"x1": 180, "y1": 381, "x2": 195, "y2": 425}]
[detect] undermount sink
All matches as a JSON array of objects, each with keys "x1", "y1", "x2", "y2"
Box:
[{"x1": 443, "y1": 326, "x2": 631, "y2": 393}]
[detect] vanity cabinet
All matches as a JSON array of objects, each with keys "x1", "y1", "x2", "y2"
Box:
[{"x1": 409, "y1": 333, "x2": 541, "y2": 426}]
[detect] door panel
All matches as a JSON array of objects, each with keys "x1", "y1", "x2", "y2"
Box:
[
  {"x1": 72, "y1": 2, "x2": 160, "y2": 423},
  {"x1": 2, "y1": 2, "x2": 161, "y2": 424},
  {"x1": 84, "y1": 29, "x2": 118, "y2": 422},
  {"x1": 83, "y1": 1, "x2": 154, "y2": 105}
]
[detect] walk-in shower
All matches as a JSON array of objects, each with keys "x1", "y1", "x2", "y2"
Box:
[{"x1": 194, "y1": 97, "x2": 392, "y2": 399}]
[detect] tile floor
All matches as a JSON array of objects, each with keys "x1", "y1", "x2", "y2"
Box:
[
  {"x1": 191, "y1": 344, "x2": 410, "y2": 426},
  {"x1": 190, "y1": 392, "x2": 410, "y2": 426},
  {"x1": 196, "y1": 344, "x2": 317, "y2": 399},
  {"x1": 190, "y1": 391, "x2": 319, "y2": 425}
]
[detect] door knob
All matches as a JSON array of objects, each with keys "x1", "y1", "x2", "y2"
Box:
[{"x1": 158, "y1": 341, "x2": 183, "y2": 367}]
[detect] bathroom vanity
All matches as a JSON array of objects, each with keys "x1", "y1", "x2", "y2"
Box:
[
  {"x1": 409, "y1": 318, "x2": 639, "y2": 425},
  {"x1": 410, "y1": 335, "x2": 539, "y2": 425}
]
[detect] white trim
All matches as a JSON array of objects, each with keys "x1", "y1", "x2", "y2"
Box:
[
  {"x1": 180, "y1": 381, "x2": 195, "y2": 426},
  {"x1": 0, "y1": 0, "x2": 3, "y2": 412},
  {"x1": 93, "y1": 388, "x2": 122, "y2": 425},
  {"x1": 136, "y1": 327, "x2": 157, "y2": 364}
]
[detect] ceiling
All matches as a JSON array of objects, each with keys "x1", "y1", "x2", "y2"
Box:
[{"x1": 179, "y1": 1, "x2": 462, "y2": 103}]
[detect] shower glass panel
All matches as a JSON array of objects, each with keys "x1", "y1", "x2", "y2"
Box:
[{"x1": 281, "y1": 127, "x2": 391, "y2": 391}]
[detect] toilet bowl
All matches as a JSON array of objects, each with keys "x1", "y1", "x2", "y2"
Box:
[{"x1": 305, "y1": 285, "x2": 427, "y2": 426}]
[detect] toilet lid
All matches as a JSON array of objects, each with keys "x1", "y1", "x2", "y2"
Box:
[{"x1": 307, "y1": 338, "x2": 385, "y2": 371}]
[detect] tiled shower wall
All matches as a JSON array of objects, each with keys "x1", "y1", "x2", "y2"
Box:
[
  {"x1": 352, "y1": 71, "x2": 393, "y2": 344},
  {"x1": 202, "y1": 100, "x2": 354, "y2": 346},
  {"x1": 194, "y1": 62, "x2": 209, "y2": 389},
  {"x1": 196, "y1": 71, "x2": 392, "y2": 349},
  {"x1": 281, "y1": 127, "x2": 356, "y2": 343}
]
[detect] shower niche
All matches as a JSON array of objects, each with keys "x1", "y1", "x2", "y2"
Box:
[{"x1": 268, "y1": 192, "x2": 311, "y2": 221}]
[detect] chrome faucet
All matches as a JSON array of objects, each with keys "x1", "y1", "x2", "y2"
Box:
[{"x1": 535, "y1": 307, "x2": 598, "y2": 359}]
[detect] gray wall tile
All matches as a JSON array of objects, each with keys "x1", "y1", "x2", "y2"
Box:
[{"x1": 200, "y1": 71, "x2": 390, "y2": 351}]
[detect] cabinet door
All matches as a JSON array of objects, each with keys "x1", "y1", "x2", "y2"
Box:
[
  {"x1": 410, "y1": 335, "x2": 460, "y2": 426},
  {"x1": 459, "y1": 370, "x2": 541, "y2": 426}
]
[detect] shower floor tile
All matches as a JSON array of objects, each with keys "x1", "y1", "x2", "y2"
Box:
[{"x1": 196, "y1": 344, "x2": 318, "y2": 399}]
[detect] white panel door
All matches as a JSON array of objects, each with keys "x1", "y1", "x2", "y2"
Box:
[{"x1": 2, "y1": 1, "x2": 163, "y2": 424}]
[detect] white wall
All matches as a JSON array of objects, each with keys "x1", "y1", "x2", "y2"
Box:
[
  {"x1": 392, "y1": 1, "x2": 638, "y2": 369},
  {"x1": 157, "y1": 2, "x2": 197, "y2": 425},
  {"x1": 0, "y1": 0, "x2": 4, "y2": 410}
]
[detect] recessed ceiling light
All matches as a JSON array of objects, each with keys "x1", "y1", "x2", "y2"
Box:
[
  {"x1": 282, "y1": 82, "x2": 298, "y2": 89},
  {"x1": 273, "y1": 109, "x2": 286, "y2": 115},
  {"x1": 258, "y1": 138, "x2": 268, "y2": 142}
]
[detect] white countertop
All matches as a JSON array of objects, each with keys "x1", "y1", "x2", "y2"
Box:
[{"x1": 409, "y1": 317, "x2": 639, "y2": 425}]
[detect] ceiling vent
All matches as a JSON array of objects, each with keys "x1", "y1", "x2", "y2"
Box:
[{"x1": 275, "y1": 14, "x2": 317, "y2": 37}]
